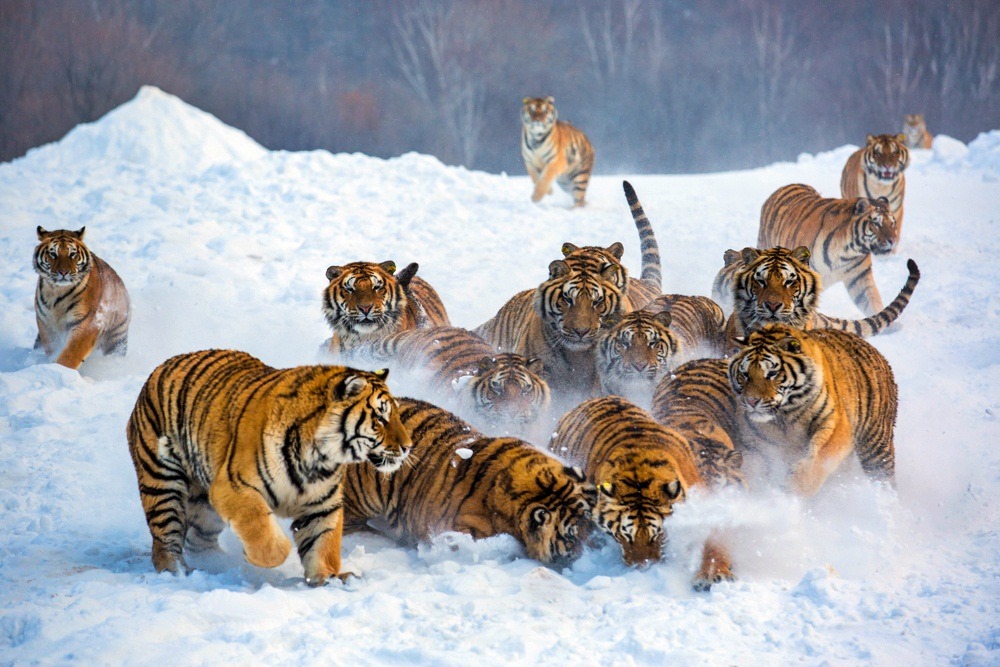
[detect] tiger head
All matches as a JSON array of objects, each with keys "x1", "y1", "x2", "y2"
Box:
[
  {"x1": 863, "y1": 133, "x2": 910, "y2": 182},
  {"x1": 310, "y1": 368, "x2": 412, "y2": 473},
  {"x1": 560, "y1": 242, "x2": 629, "y2": 291},
  {"x1": 536, "y1": 260, "x2": 623, "y2": 351},
  {"x1": 493, "y1": 456, "x2": 595, "y2": 566},
  {"x1": 323, "y1": 261, "x2": 417, "y2": 339},
  {"x1": 592, "y1": 442, "x2": 693, "y2": 567},
  {"x1": 734, "y1": 246, "x2": 820, "y2": 331},
  {"x1": 597, "y1": 310, "x2": 679, "y2": 397},
  {"x1": 34, "y1": 227, "x2": 93, "y2": 286},
  {"x1": 850, "y1": 197, "x2": 897, "y2": 255},
  {"x1": 521, "y1": 96, "x2": 558, "y2": 136},
  {"x1": 466, "y1": 354, "x2": 550, "y2": 427},
  {"x1": 727, "y1": 324, "x2": 821, "y2": 424}
]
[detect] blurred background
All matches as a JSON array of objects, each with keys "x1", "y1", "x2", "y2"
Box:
[{"x1": 2, "y1": 0, "x2": 998, "y2": 173}]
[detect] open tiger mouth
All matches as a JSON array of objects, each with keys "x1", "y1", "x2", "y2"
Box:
[{"x1": 870, "y1": 166, "x2": 898, "y2": 181}]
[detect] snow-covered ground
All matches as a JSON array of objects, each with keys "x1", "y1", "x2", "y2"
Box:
[{"x1": 1, "y1": 87, "x2": 998, "y2": 665}]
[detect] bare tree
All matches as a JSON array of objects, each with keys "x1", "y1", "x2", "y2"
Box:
[{"x1": 864, "y1": 18, "x2": 925, "y2": 124}]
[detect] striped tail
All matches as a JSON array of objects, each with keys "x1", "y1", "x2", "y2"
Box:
[
  {"x1": 814, "y1": 259, "x2": 920, "y2": 336},
  {"x1": 622, "y1": 180, "x2": 662, "y2": 290}
]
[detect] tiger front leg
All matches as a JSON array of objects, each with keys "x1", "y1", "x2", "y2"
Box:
[
  {"x1": 209, "y1": 481, "x2": 291, "y2": 569},
  {"x1": 843, "y1": 258, "x2": 885, "y2": 317},
  {"x1": 788, "y1": 417, "x2": 855, "y2": 497},
  {"x1": 532, "y1": 161, "x2": 564, "y2": 203},
  {"x1": 693, "y1": 534, "x2": 735, "y2": 591},
  {"x1": 53, "y1": 324, "x2": 99, "y2": 370},
  {"x1": 291, "y1": 504, "x2": 354, "y2": 586}
]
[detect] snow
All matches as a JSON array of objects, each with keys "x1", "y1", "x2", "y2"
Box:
[{"x1": 2, "y1": 87, "x2": 998, "y2": 665}]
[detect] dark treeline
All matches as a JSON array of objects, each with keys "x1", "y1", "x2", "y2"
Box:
[{"x1": 2, "y1": 0, "x2": 998, "y2": 173}]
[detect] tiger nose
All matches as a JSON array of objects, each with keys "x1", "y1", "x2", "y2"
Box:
[
  {"x1": 631, "y1": 360, "x2": 649, "y2": 372},
  {"x1": 357, "y1": 304, "x2": 372, "y2": 315},
  {"x1": 763, "y1": 300, "x2": 781, "y2": 313},
  {"x1": 744, "y1": 397, "x2": 761, "y2": 407},
  {"x1": 573, "y1": 327, "x2": 589, "y2": 338}
]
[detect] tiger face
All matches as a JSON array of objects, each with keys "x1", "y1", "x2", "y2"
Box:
[
  {"x1": 34, "y1": 227, "x2": 92, "y2": 286},
  {"x1": 504, "y1": 462, "x2": 595, "y2": 567},
  {"x1": 597, "y1": 311, "x2": 678, "y2": 395},
  {"x1": 863, "y1": 134, "x2": 910, "y2": 183},
  {"x1": 735, "y1": 247, "x2": 820, "y2": 330},
  {"x1": 323, "y1": 261, "x2": 413, "y2": 337},
  {"x1": 312, "y1": 369, "x2": 412, "y2": 473},
  {"x1": 852, "y1": 198, "x2": 897, "y2": 255},
  {"x1": 538, "y1": 260, "x2": 622, "y2": 351},
  {"x1": 521, "y1": 96, "x2": 558, "y2": 136},
  {"x1": 903, "y1": 114, "x2": 927, "y2": 146},
  {"x1": 593, "y1": 451, "x2": 687, "y2": 567},
  {"x1": 727, "y1": 325, "x2": 820, "y2": 424},
  {"x1": 469, "y1": 354, "x2": 550, "y2": 426}
]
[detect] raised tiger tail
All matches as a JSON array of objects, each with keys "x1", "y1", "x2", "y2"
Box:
[
  {"x1": 814, "y1": 259, "x2": 920, "y2": 336},
  {"x1": 622, "y1": 180, "x2": 662, "y2": 290}
]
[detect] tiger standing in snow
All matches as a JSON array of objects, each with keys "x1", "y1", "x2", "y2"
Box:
[{"x1": 521, "y1": 96, "x2": 595, "y2": 207}]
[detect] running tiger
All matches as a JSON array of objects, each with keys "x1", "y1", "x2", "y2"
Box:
[
  {"x1": 902, "y1": 114, "x2": 933, "y2": 149},
  {"x1": 840, "y1": 133, "x2": 909, "y2": 247},
  {"x1": 549, "y1": 396, "x2": 736, "y2": 589},
  {"x1": 728, "y1": 324, "x2": 897, "y2": 495},
  {"x1": 343, "y1": 398, "x2": 595, "y2": 566},
  {"x1": 717, "y1": 247, "x2": 920, "y2": 353},
  {"x1": 360, "y1": 326, "x2": 550, "y2": 433},
  {"x1": 126, "y1": 350, "x2": 411, "y2": 585},
  {"x1": 33, "y1": 226, "x2": 131, "y2": 369},
  {"x1": 322, "y1": 260, "x2": 450, "y2": 358},
  {"x1": 759, "y1": 183, "x2": 898, "y2": 316},
  {"x1": 521, "y1": 96, "x2": 595, "y2": 207}
]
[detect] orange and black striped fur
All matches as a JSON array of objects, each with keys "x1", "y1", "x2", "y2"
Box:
[
  {"x1": 840, "y1": 134, "x2": 909, "y2": 248},
  {"x1": 759, "y1": 184, "x2": 898, "y2": 316},
  {"x1": 728, "y1": 324, "x2": 897, "y2": 496},
  {"x1": 549, "y1": 396, "x2": 736, "y2": 589},
  {"x1": 33, "y1": 226, "x2": 131, "y2": 369},
  {"x1": 521, "y1": 96, "x2": 595, "y2": 207},
  {"x1": 719, "y1": 247, "x2": 920, "y2": 353},
  {"x1": 126, "y1": 350, "x2": 411, "y2": 585},
  {"x1": 322, "y1": 260, "x2": 450, "y2": 358},
  {"x1": 360, "y1": 326, "x2": 550, "y2": 433},
  {"x1": 595, "y1": 295, "x2": 726, "y2": 406},
  {"x1": 343, "y1": 398, "x2": 595, "y2": 566},
  {"x1": 902, "y1": 114, "x2": 933, "y2": 150}
]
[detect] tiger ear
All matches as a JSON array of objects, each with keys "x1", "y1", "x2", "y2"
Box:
[
  {"x1": 525, "y1": 357, "x2": 545, "y2": 374},
  {"x1": 522, "y1": 96, "x2": 531, "y2": 105},
  {"x1": 395, "y1": 262, "x2": 419, "y2": 288},
  {"x1": 598, "y1": 480, "x2": 614, "y2": 497},
  {"x1": 877, "y1": 196, "x2": 889, "y2": 205},
  {"x1": 722, "y1": 249, "x2": 741, "y2": 266},
  {"x1": 602, "y1": 311, "x2": 623, "y2": 328},
  {"x1": 372, "y1": 368, "x2": 390, "y2": 381},
  {"x1": 607, "y1": 242, "x2": 624, "y2": 260},
  {"x1": 780, "y1": 337, "x2": 803, "y2": 353},
  {"x1": 379, "y1": 260, "x2": 398, "y2": 275},
  {"x1": 548, "y1": 259, "x2": 570, "y2": 279},
  {"x1": 740, "y1": 247, "x2": 760, "y2": 264},
  {"x1": 476, "y1": 356, "x2": 495, "y2": 375},
  {"x1": 790, "y1": 246, "x2": 811, "y2": 264},
  {"x1": 74, "y1": 227, "x2": 86, "y2": 240},
  {"x1": 895, "y1": 133, "x2": 906, "y2": 143},
  {"x1": 725, "y1": 449, "x2": 745, "y2": 470},
  {"x1": 326, "y1": 265, "x2": 343, "y2": 281},
  {"x1": 561, "y1": 242, "x2": 579, "y2": 256},
  {"x1": 663, "y1": 480, "x2": 683, "y2": 500},
  {"x1": 337, "y1": 374, "x2": 369, "y2": 400},
  {"x1": 563, "y1": 465, "x2": 586, "y2": 482},
  {"x1": 36, "y1": 226, "x2": 48, "y2": 240},
  {"x1": 733, "y1": 335, "x2": 749, "y2": 347},
  {"x1": 853, "y1": 199, "x2": 870, "y2": 215},
  {"x1": 653, "y1": 310, "x2": 673, "y2": 328},
  {"x1": 866, "y1": 134, "x2": 876, "y2": 145},
  {"x1": 545, "y1": 96, "x2": 554, "y2": 104}
]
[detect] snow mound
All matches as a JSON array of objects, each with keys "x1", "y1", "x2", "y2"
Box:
[
  {"x1": 930, "y1": 134, "x2": 970, "y2": 167},
  {"x1": 22, "y1": 86, "x2": 267, "y2": 174},
  {"x1": 965, "y1": 130, "x2": 1000, "y2": 175}
]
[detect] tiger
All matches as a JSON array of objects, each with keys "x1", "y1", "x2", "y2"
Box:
[
  {"x1": 840, "y1": 133, "x2": 909, "y2": 248},
  {"x1": 549, "y1": 395, "x2": 737, "y2": 589},
  {"x1": 559, "y1": 180, "x2": 663, "y2": 310},
  {"x1": 719, "y1": 247, "x2": 921, "y2": 354},
  {"x1": 126, "y1": 349, "x2": 411, "y2": 586},
  {"x1": 728, "y1": 323, "x2": 897, "y2": 496},
  {"x1": 521, "y1": 96, "x2": 595, "y2": 207},
  {"x1": 595, "y1": 295, "x2": 726, "y2": 406},
  {"x1": 342, "y1": 398, "x2": 595, "y2": 567},
  {"x1": 359, "y1": 326, "x2": 550, "y2": 433},
  {"x1": 32, "y1": 226, "x2": 131, "y2": 370},
  {"x1": 759, "y1": 183, "x2": 898, "y2": 316},
  {"x1": 902, "y1": 114, "x2": 933, "y2": 150},
  {"x1": 322, "y1": 260, "x2": 450, "y2": 358}
]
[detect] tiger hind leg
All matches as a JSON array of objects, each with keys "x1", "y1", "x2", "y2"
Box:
[
  {"x1": 292, "y1": 503, "x2": 353, "y2": 586},
  {"x1": 184, "y1": 491, "x2": 225, "y2": 553},
  {"x1": 559, "y1": 171, "x2": 590, "y2": 207},
  {"x1": 130, "y1": 431, "x2": 192, "y2": 574}
]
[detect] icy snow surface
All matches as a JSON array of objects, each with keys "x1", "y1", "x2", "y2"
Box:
[{"x1": 1, "y1": 87, "x2": 998, "y2": 665}]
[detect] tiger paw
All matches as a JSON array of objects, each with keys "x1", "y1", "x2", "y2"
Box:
[
  {"x1": 692, "y1": 564, "x2": 735, "y2": 592},
  {"x1": 304, "y1": 570, "x2": 358, "y2": 588},
  {"x1": 242, "y1": 531, "x2": 292, "y2": 569},
  {"x1": 531, "y1": 191, "x2": 544, "y2": 203}
]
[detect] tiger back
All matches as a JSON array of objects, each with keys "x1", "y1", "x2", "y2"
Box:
[
  {"x1": 322, "y1": 260, "x2": 450, "y2": 357},
  {"x1": 126, "y1": 349, "x2": 411, "y2": 585},
  {"x1": 759, "y1": 183, "x2": 898, "y2": 316},
  {"x1": 840, "y1": 133, "x2": 909, "y2": 247},
  {"x1": 728, "y1": 324, "x2": 897, "y2": 496},
  {"x1": 343, "y1": 398, "x2": 595, "y2": 566},
  {"x1": 33, "y1": 226, "x2": 131, "y2": 369},
  {"x1": 902, "y1": 114, "x2": 933, "y2": 149},
  {"x1": 549, "y1": 395, "x2": 736, "y2": 589},
  {"x1": 521, "y1": 96, "x2": 595, "y2": 207}
]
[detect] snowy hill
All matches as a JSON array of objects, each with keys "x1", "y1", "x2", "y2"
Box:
[{"x1": 1, "y1": 87, "x2": 998, "y2": 665}]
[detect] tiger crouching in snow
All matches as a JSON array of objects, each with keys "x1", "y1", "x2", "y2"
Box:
[
  {"x1": 33, "y1": 226, "x2": 131, "y2": 369},
  {"x1": 728, "y1": 324, "x2": 897, "y2": 496},
  {"x1": 521, "y1": 96, "x2": 595, "y2": 207},
  {"x1": 126, "y1": 350, "x2": 411, "y2": 585},
  {"x1": 840, "y1": 133, "x2": 909, "y2": 247},
  {"x1": 321, "y1": 260, "x2": 450, "y2": 358},
  {"x1": 359, "y1": 326, "x2": 550, "y2": 434},
  {"x1": 902, "y1": 114, "x2": 933, "y2": 150},
  {"x1": 759, "y1": 183, "x2": 899, "y2": 316},
  {"x1": 549, "y1": 396, "x2": 739, "y2": 589},
  {"x1": 342, "y1": 398, "x2": 595, "y2": 567},
  {"x1": 714, "y1": 247, "x2": 920, "y2": 354}
]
